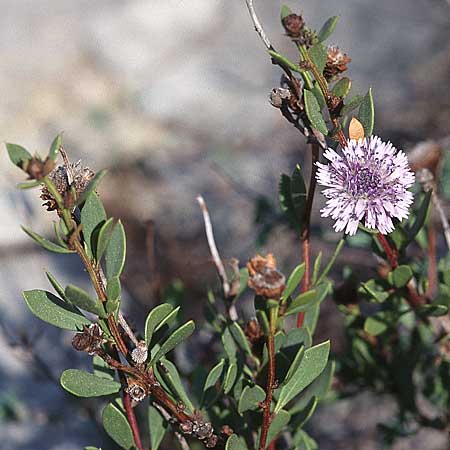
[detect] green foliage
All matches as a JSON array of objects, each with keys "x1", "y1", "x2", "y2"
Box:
[
  {"x1": 102, "y1": 403, "x2": 135, "y2": 450},
  {"x1": 303, "y1": 89, "x2": 328, "y2": 135},
  {"x1": 65, "y1": 284, "x2": 106, "y2": 318},
  {"x1": 358, "y1": 88, "x2": 375, "y2": 135},
  {"x1": 5, "y1": 143, "x2": 32, "y2": 169},
  {"x1": 105, "y1": 220, "x2": 126, "y2": 280},
  {"x1": 317, "y1": 16, "x2": 339, "y2": 42},
  {"x1": 21, "y1": 225, "x2": 74, "y2": 254},
  {"x1": 61, "y1": 369, "x2": 121, "y2": 397}
]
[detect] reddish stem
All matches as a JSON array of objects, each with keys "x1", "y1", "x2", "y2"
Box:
[
  {"x1": 123, "y1": 390, "x2": 144, "y2": 450},
  {"x1": 376, "y1": 233, "x2": 398, "y2": 269},
  {"x1": 426, "y1": 222, "x2": 437, "y2": 298}
]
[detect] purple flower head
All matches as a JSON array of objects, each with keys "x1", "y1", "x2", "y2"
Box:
[{"x1": 316, "y1": 136, "x2": 415, "y2": 235}]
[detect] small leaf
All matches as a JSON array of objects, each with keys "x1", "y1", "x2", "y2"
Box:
[
  {"x1": 150, "y1": 320, "x2": 195, "y2": 365},
  {"x1": 202, "y1": 359, "x2": 225, "y2": 394},
  {"x1": 223, "y1": 362, "x2": 238, "y2": 394},
  {"x1": 65, "y1": 284, "x2": 106, "y2": 318},
  {"x1": 75, "y1": 169, "x2": 107, "y2": 206},
  {"x1": 348, "y1": 117, "x2": 365, "y2": 141},
  {"x1": 93, "y1": 355, "x2": 115, "y2": 380},
  {"x1": 311, "y1": 84, "x2": 326, "y2": 110},
  {"x1": 155, "y1": 306, "x2": 181, "y2": 332},
  {"x1": 358, "y1": 88, "x2": 375, "y2": 136},
  {"x1": 80, "y1": 192, "x2": 107, "y2": 260},
  {"x1": 285, "y1": 346, "x2": 305, "y2": 382},
  {"x1": 285, "y1": 283, "x2": 329, "y2": 316},
  {"x1": 145, "y1": 303, "x2": 174, "y2": 346},
  {"x1": 317, "y1": 16, "x2": 339, "y2": 42},
  {"x1": 102, "y1": 403, "x2": 135, "y2": 450},
  {"x1": 229, "y1": 322, "x2": 254, "y2": 359},
  {"x1": 391, "y1": 265, "x2": 413, "y2": 288},
  {"x1": 291, "y1": 165, "x2": 307, "y2": 231},
  {"x1": 46, "y1": 271, "x2": 68, "y2": 301},
  {"x1": 96, "y1": 217, "x2": 115, "y2": 263},
  {"x1": 238, "y1": 385, "x2": 266, "y2": 414},
  {"x1": 157, "y1": 358, "x2": 195, "y2": 413},
  {"x1": 106, "y1": 276, "x2": 121, "y2": 314},
  {"x1": 403, "y1": 191, "x2": 432, "y2": 249},
  {"x1": 281, "y1": 263, "x2": 306, "y2": 302},
  {"x1": 17, "y1": 180, "x2": 41, "y2": 189},
  {"x1": 364, "y1": 316, "x2": 388, "y2": 336},
  {"x1": 21, "y1": 226, "x2": 75, "y2": 254},
  {"x1": 418, "y1": 304, "x2": 449, "y2": 317},
  {"x1": 308, "y1": 43, "x2": 328, "y2": 73},
  {"x1": 275, "y1": 340, "x2": 330, "y2": 412},
  {"x1": 23, "y1": 289, "x2": 90, "y2": 330},
  {"x1": 48, "y1": 134, "x2": 62, "y2": 161},
  {"x1": 105, "y1": 221, "x2": 126, "y2": 280},
  {"x1": 304, "y1": 89, "x2": 328, "y2": 135},
  {"x1": 222, "y1": 326, "x2": 237, "y2": 362},
  {"x1": 5, "y1": 143, "x2": 32, "y2": 169},
  {"x1": 331, "y1": 77, "x2": 351, "y2": 98},
  {"x1": 226, "y1": 434, "x2": 249, "y2": 450},
  {"x1": 61, "y1": 369, "x2": 121, "y2": 397},
  {"x1": 149, "y1": 404, "x2": 168, "y2": 450},
  {"x1": 279, "y1": 173, "x2": 299, "y2": 230},
  {"x1": 341, "y1": 95, "x2": 364, "y2": 116},
  {"x1": 265, "y1": 410, "x2": 291, "y2": 445},
  {"x1": 291, "y1": 397, "x2": 318, "y2": 428},
  {"x1": 280, "y1": 4, "x2": 292, "y2": 21},
  {"x1": 311, "y1": 253, "x2": 322, "y2": 286}
]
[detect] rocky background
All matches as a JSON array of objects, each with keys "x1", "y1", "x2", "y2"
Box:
[{"x1": 1, "y1": 1, "x2": 450, "y2": 449}]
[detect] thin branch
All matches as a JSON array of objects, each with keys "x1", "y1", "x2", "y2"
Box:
[
  {"x1": 244, "y1": 0, "x2": 272, "y2": 50},
  {"x1": 197, "y1": 195, "x2": 231, "y2": 298}
]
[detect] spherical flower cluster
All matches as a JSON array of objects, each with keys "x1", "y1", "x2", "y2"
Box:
[{"x1": 316, "y1": 136, "x2": 415, "y2": 235}]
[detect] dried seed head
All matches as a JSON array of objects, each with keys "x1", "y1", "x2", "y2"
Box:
[
  {"x1": 269, "y1": 87, "x2": 292, "y2": 108},
  {"x1": 324, "y1": 45, "x2": 351, "y2": 81},
  {"x1": 282, "y1": 13, "x2": 305, "y2": 37},
  {"x1": 193, "y1": 421, "x2": 213, "y2": 440},
  {"x1": 41, "y1": 160, "x2": 95, "y2": 211},
  {"x1": 180, "y1": 420, "x2": 194, "y2": 435},
  {"x1": 131, "y1": 341, "x2": 148, "y2": 365},
  {"x1": 247, "y1": 254, "x2": 286, "y2": 299},
  {"x1": 205, "y1": 435, "x2": 219, "y2": 448},
  {"x1": 126, "y1": 382, "x2": 147, "y2": 402},
  {"x1": 71, "y1": 323, "x2": 105, "y2": 355}
]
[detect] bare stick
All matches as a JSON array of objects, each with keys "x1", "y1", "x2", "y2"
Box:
[
  {"x1": 244, "y1": 0, "x2": 272, "y2": 50},
  {"x1": 197, "y1": 195, "x2": 231, "y2": 298}
]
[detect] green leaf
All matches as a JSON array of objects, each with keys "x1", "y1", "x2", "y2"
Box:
[
  {"x1": 229, "y1": 322, "x2": 254, "y2": 359},
  {"x1": 418, "y1": 304, "x2": 449, "y2": 317},
  {"x1": 280, "y1": 4, "x2": 292, "y2": 21},
  {"x1": 358, "y1": 88, "x2": 375, "y2": 136},
  {"x1": 265, "y1": 409, "x2": 291, "y2": 445},
  {"x1": 46, "y1": 271, "x2": 68, "y2": 301},
  {"x1": 391, "y1": 265, "x2": 413, "y2": 288},
  {"x1": 285, "y1": 283, "x2": 329, "y2": 316},
  {"x1": 331, "y1": 77, "x2": 351, "y2": 98},
  {"x1": 316, "y1": 239, "x2": 345, "y2": 285},
  {"x1": 202, "y1": 359, "x2": 225, "y2": 393},
  {"x1": 149, "y1": 404, "x2": 167, "y2": 450},
  {"x1": 93, "y1": 355, "x2": 115, "y2": 380},
  {"x1": 308, "y1": 43, "x2": 328, "y2": 74},
  {"x1": 145, "y1": 303, "x2": 174, "y2": 346},
  {"x1": 48, "y1": 134, "x2": 62, "y2": 161},
  {"x1": 106, "y1": 276, "x2": 121, "y2": 314},
  {"x1": 84, "y1": 447, "x2": 101, "y2": 450},
  {"x1": 403, "y1": 191, "x2": 432, "y2": 249},
  {"x1": 155, "y1": 306, "x2": 181, "y2": 332},
  {"x1": 279, "y1": 173, "x2": 299, "y2": 230},
  {"x1": 311, "y1": 84, "x2": 326, "y2": 110},
  {"x1": 281, "y1": 263, "x2": 306, "y2": 302},
  {"x1": 223, "y1": 362, "x2": 238, "y2": 394},
  {"x1": 80, "y1": 192, "x2": 107, "y2": 260},
  {"x1": 303, "y1": 89, "x2": 328, "y2": 135},
  {"x1": 65, "y1": 284, "x2": 106, "y2": 318},
  {"x1": 311, "y1": 253, "x2": 322, "y2": 286},
  {"x1": 5, "y1": 143, "x2": 32, "y2": 169},
  {"x1": 61, "y1": 369, "x2": 121, "y2": 397},
  {"x1": 291, "y1": 165, "x2": 307, "y2": 230},
  {"x1": 291, "y1": 397, "x2": 318, "y2": 428},
  {"x1": 222, "y1": 326, "x2": 237, "y2": 362},
  {"x1": 102, "y1": 403, "x2": 135, "y2": 450},
  {"x1": 364, "y1": 316, "x2": 388, "y2": 336},
  {"x1": 23, "y1": 289, "x2": 90, "y2": 330},
  {"x1": 275, "y1": 340, "x2": 330, "y2": 412},
  {"x1": 17, "y1": 180, "x2": 41, "y2": 189},
  {"x1": 105, "y1": 220, "x2": 126, "y2": 280},
  {"x1": 225, "y1": 434, "x2": 249, "y2": 450},
  {"x1": 285, "y1": 346, "x2": 305, "y2": 382},
  {"x1": 341, "y1": 95, "x2": 364, "y2": 116},
  {"x1": 317, "y1": 16, "x2": 339, "y2": 42},
  {"x1": 75, "y1": 169, "x2": 107, "y2": 206},
  {"x1": 96, "y1": 217, "x2": 115, "y2": 263},
  {"x1": 150, "y1": 320, "x2": 195, "y2": 365},
  {"x1": 238, "y1": 384, "x2": 266, "y2": 414},
  {"x1": 158, "y1": 358, "x2": 195, "y2": 413},
  {"x1": 21, "y1": 226, "x2": 75, "y2": 254}
]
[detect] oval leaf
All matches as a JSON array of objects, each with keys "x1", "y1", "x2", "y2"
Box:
[
  {"x1": 21, "y1": 226, "x2": 74, "y2": 254},
  {"x1": 61, "y1": 369, "x2": 121, "y2": 397},
  {"x1": 331, "y1": 77, "x2": 351, "y2": 98},
  {"x1": 281, "y1": 263, "x2": 306, "y2": 301},
  {"x1": 358, "y1": 88, "x2": 375, "y2": 136},
  {"x1": 76, "y1": 169, "x2": 107, "y2": 206},
  {"x1": 23, "y1": 289, "x2": 90, "y2": 330},
  {"x1": 150, "y1": 320, "x2": 195, "y2": 365},
  {"x1": 6, "y1": 143, "x2": 32, "y2": 169},
  {"x1": 304, "y1": 89, "x2": 328, "y2": 135},
  {"x1": 96, "y1": 217, "x2": 115, "y2": 263},
  {"x1": 105, "y1": 220, "x2": 126, "y2": 280},
  {"x1": 145, "y1": 303, "x2": 174, "y2": 346},
  {"x1": 80, "y1": 192, "x2": 107, "y2": 260},
  {"x1": 226, "y1": 434, "x2": 249, "y2": 450},
  {"x1": 102, "y1": 403, "x2": 135, "y2": 450},
  {"x1": 238, "y1": 385, "x2": 266, "y2": 414},
  {"x1": 223, "y1": 362, "x2": 238, "y2": 394},
  {"x1": 48, "y1": 134, "x2": 62, "y2": 161},
  {"x1": 149, "y1": 404, "x2": 168, "y2": 450},
  {"x1": 317, "y1": 16, "x2": 339, "y2": 42},
  {"x1": 65, "y1": 284, "x2": 106, "y2": 318}
]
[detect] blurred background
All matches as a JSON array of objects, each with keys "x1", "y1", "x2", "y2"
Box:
[{"x1": 1, "y1": 0, "x2": 450, "y2": 449}]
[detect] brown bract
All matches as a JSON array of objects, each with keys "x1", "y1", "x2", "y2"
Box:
[
  {"x1": 324, "y1": 45, "x2": 351, "y2": 81},
  {"x1": 247, "y1": 253, "x2": 286, "y2": 299},
  {"x1": 282, "y1": 13, "x2": 305, "y2": 37},
  {"x1": 71, "y1": 323, "x2": 105, "y2": 355}
]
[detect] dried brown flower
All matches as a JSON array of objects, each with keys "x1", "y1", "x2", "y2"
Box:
[
  {"x1": 131, "y1": 341, "x2": 148, "y2": 365},
  {"x1": 282, "y1": 13, "x2": 305, "y2": 38},
  {"x1": 247, "y1": 254, "x2": 286, "y2": 299},
  {"x1": 244, "y1": 318, "x2": 264, "y2": 343},
  {"x1": 323, "y1": 45, "x2": 351, "y2": 81},
  {"x1": 126, "y1": 382, "x2": 148, "y2": 402},
  {"x1": 71, "y1": 323, "x2": 105, "y2": 355},
  {"x1": 269, "y1": 87, "x2": 292, "y2": 108},
  {"x1": 41, "y1": 160, "x2": 95, "y2": 211}
]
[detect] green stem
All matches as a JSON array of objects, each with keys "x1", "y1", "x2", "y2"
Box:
[{"x1": 315, "y1": 238, "x2": 345, "y2": 286}]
